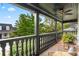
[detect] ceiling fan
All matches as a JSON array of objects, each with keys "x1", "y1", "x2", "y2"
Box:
[
  {"x1": 65, "y1": 13, "x2": 73, "y2": 15},
  {"x1": 64, "y1": 9, "x2": 72, "y2": 13},
  {"x1": 64, "y1": 9, "x2": 73, "y2": 15},
  {"x1": 58, "y1": 9, "x2": 73, "y2": 15}
]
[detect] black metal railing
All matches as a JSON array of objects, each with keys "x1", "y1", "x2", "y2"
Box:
[
  {"x1": 39, "y1": 32, "x2": 56, "y2": 53},
  {"x1": 0, "y1": 32, "x2": 62, "y2": 56}
]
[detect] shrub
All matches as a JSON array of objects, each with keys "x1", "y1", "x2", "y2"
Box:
[{"x1": 62, "y1": 33, "x2": 75, "y2": 43}]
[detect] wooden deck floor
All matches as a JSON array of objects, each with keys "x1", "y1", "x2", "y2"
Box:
[{"x1": 40, "y1": 40, "x2": 65, "y2": 56}]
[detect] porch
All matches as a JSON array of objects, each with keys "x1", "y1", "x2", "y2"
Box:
[
  {"x1": 0, "y1": 3, "x2": 78, "y2": 56},
  {"x1": 40, "y1": 40, "x2": 65, "y2": 56}
]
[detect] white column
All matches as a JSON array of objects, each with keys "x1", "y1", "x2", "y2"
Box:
[
  {"x1": 77, "y1": 4, "x2": 79, "y2": 56},
  {"x1": 33, "y1": 12, "x2": 37, "y2": 34},
  {"x1": 77, "y1": 4, "x2": 79, "y2": 46},
  {"x1": 33, "y1": 12, "x2": 40, "y2": 55}
]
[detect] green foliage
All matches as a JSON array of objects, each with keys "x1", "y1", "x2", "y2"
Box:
[
  {"x1": 57, "y1": 22, "x2": 62, "y2": 31},
  {"x1": 57, "y1": 22, "x2": 70, "y2": 31},
  {"x1": 63, "y1": 23, "x2": 70, "y2": 29},
  {"x1": 10, "y1": 13, "x2": 70, "y2": 37},
  {"x1": 40, "y1": 17, "x2": 70, "y2": 33},
  {"x1": 62, "y1": 33, "x2": 75, "y2": 43},
  {"x1": 39, "y1": 17, "x2": 55, "y2": 33},
  {"x1": 12, "y1": 14, "x2": 34, "y2": 36}
]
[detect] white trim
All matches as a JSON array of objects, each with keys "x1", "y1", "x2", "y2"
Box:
[
  {"x1": 0, "y1": 26, "x2": 2, "y2": 30},
  {"x1": 6, "y1": 26, "x2": 10, "y2": 30},
  {"x1": 0, "y1": 0, "x2": 79, "y2": 3},
  {"x1": 77, "y1": 4, "x2": 79, "y2": 46}
]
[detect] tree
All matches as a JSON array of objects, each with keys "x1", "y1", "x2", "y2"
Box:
[
  {"x1": 57, "y1": 22, "x2": 62, "y2": 31},
  {"x1": 10, "y1": 13, "x2": 70, "y2": 37},
  {"x1": 39, "y1": 17, "x2": 55, "y2": 33},
  {"x1": 11, "y1": 14, "x2": 34, "y2": 37}
]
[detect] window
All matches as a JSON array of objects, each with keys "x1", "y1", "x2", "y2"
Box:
[
  {"x1": 6, "y1": 26, "x2": 10, "y2": 30},
  {"x1": 4, "y1": 33, "x2": 7, "y2": 36},
  {"x1": 0, "y1": 26, "x2": 2, "y2": 30}
]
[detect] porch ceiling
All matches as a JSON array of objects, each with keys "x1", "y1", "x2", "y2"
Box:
[{"x1": 15, "y1": 3, "x2": 78, "y2": 23}]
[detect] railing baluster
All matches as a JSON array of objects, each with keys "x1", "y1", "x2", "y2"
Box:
[
  {"x1": 44, "y1": 37, "x2": 46, "y2": 47},
  {"x1": 33, "y1": 37, "x2": 35, "y2": 55},
  {"x1": 41, "y1": 37, "x2": 43, "y2": 48},
  {"x1": 25, "y1": 39, "x2": 28, "y2": 56},
  {"x1": 0, "y1": 32, "x2": 63, "y2": 56},
  {"x1": 16, "y1": 40, "x2": 19, "y2": 56},
  {"x1": 40, "y1": 37, "x2": 43, "y2": 49},
  {"x1": 44, "y1": 36, "x2": 46, "y2": 48},
  {"x1": 29, "y1": 38, "x2": 31, "y2": 56},
  {"x1": 9, "y1": 41, "x2": 13, "y2": 56},
  {"x1": 43, "y1": 37, "x2": 45, "y2": 47},
  {"x1": 34, "y1": 38, "x2": 36, "y2": 55},
  {"x1": 21, "y1": 39, "x2": 24, "y2": 56},
  {"x1": 1, "y1": 42, "x2": 6, "y2": 56},
  {"x1": 40, "y1": 37, "x2": 41, "y2": 49}
]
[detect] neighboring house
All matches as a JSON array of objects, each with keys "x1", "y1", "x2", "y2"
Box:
[
  {"x1": 63, "y1": 23, "x2": 77, "y2": 37},
  {"x1": 63, "y1": 23, "x2": 77, "y2": 31},
  {"x1": 0, "y1": 23, "x2": 13, "y2": 39},
  {"x1": 63, "y1": 27, "x2": 76, "y2": 32}
]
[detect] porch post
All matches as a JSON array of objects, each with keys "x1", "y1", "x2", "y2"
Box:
[
  {"x1": 62, "y1": 21, "x2": 63, "y2": 34},
  {"x1": 62, "y1": 10, "x2": 64, "y2": 35},
  {"x1": 77, "y1": 3, "x2": 79, "y2": 55},
  {"x1": 33, "y1": 12, "x2": 40, "y2": 56},
  {"x1": 77, "y1": 4, "x2": 79, "y2": 44},
  {"x1": 55, "y1": 19, "x2": 57, "y2": 42}
]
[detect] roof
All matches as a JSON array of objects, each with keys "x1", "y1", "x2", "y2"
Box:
[
  {"x1": 0, "y1": 23, "x2": 13, "y2": 32},
  {"x1": 16, "y1": 3, "x2": 77, "y2": 23},
  {"x1": 0, "y1": 30, "x2": 13, "y2": 33},
  {"x1": 0, "y1": 23, "x2": 12, "y2": 27}
]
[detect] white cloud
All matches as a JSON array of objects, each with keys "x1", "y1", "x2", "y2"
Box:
[
  {"x1": 4, "y1": 16, "x2": 12, "y2": 19},
  {"x1": 2, "y1": 6, "x2": 5, "y2": 9},
  {"x1": 8, "y1": 7, "x2": 16, "y2": 12},
  {"x1": 7, "y1": 16, "x2": 11, "y2": 18}
]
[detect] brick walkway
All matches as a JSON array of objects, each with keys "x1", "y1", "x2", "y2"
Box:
[{"x1": 40, "y1": 40, "x2": 66, "y2": 56}]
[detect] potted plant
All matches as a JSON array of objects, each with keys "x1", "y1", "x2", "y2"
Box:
[{"x1": 62, "y1": 33, "x2": 75, "y2": 50}]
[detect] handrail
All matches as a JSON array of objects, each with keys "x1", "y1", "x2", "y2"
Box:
[
  {"x1": 0, "y1": 35, "x2": 36, "y2": 42},
  {"x1": 0, "y1": 32, "x2": 62, "y2": 42},
  {"x1": 39, "y1": 32, "x2": 62, "y2": 36},
  {"x1": 63, "y1": 31, "x2": 77, "y2": 32},
  {"x1": 39, "y1": 32, "x2": 56, "y2": 36},
  {"x1": 0, "y1": 32, "x2": 63, "y2": 56}
]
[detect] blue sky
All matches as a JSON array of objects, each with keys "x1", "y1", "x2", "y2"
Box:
[
  {"x1": 0, "y1": 3, "x2": 32, "y2": 26},
  {"x1": 0, "y1": 3, "x2": 45, "y2": 27}
]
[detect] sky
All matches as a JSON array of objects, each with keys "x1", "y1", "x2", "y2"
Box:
[{"x1": 0, "y1": 3, "x2": 45, "y2": 27}]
